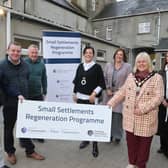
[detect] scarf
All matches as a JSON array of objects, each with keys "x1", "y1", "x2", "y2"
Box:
[{"x1": 135, "y1": 70, "x2": 150, "y2": 81}]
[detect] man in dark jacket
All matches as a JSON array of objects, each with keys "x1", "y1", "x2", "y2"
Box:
[
  {"x1": 0, "y1": 42, "x2": 45, "y2": 165},
  {"x1": 24, "y1": 44, "x2": 47, "y2": 143}
]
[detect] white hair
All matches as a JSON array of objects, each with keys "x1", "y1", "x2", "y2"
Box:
[{"x1": 133, "y1": 52, "x2": 154, "y2": 73}]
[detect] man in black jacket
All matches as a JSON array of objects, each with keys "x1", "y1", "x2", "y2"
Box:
[{"x1": 0, "y1": 42, "x2": 45, "y2": 165}]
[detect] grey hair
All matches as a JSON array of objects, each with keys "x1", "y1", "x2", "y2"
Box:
[
  {"x1": 133, "y1": 52, "x2": 154, "y2": 73},
  {"x1": 28, "y1": 44, "x2": 39, "y2": 50}
]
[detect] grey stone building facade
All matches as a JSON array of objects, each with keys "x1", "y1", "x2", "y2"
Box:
[
  {"x1": 92, "y1": 0, "x2": 168, "y2": 69},
  {"x1": 3, "y1": 0, "x2": 168, "y2": 69},
  {"x1": 0, "y1": 0, "x2": 118, "y2": 67}
]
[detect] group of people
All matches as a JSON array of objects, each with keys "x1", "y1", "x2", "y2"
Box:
[
  {"x1": 0, "y1": 42, "x2": 47, "y2": 167},
  {"x1": 73, "y1": 46, "x2": 168, "y2": 168},
  {"x1": 0, "y1": 42, "x2": 168, "y2": 168}
]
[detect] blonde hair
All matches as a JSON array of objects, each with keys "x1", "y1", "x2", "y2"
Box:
[{"x1": 133, "y1": 52, "x2": 154, "y2": 73}]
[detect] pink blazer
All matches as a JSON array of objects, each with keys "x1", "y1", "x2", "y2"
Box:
[{"x1": 108, "y1": 73, "x2": 164, "y2": 137}]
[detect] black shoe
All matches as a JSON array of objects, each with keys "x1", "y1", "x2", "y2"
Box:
[
  {"x1": 157, "y1": 148, "x2": 164, "y2": 154},
  {"x1": 163, "y1": 152, "x2": 168, "y2": 158},
  {"x1": 92, "y1": 142, "x2": 99, "y2": 158},
  {"x1": 79, "y1": 141, "x2": 90, "y2": 149},
  {"x1": 1, "y1": 165, "x2": 10, "y2": 168},
  {"x1": 33, "y1": 139, "x2": 45, "y2": 143},
  {"x1": 115, "y1": 138, "x2": 120, "y2": 144},
  {"x1": 37, "y1": 139, "x2": 45, "y2": 143}
]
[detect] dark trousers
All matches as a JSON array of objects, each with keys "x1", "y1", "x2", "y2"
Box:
[
  {"x1": 19, "y1": 95, "x2": 44, "y2": 149},
  {"x1": 77, "y1": 99, "x2": 97, "y2": 144},
  {"x1": 160, "y1": 134, "x2": 168, "y2": 154},
  {"x1": 158, "y1": 105, "x2": 168, "y2": 154},
  {"x1": 3, "y1": 105, "x2": 35, "y2": 155},
  {"x1": 126, "y1": 131, "x2": 153, "y2": 168},
  {"x1": 77, "y1": 99, "x2": 91, "y2": 104}
]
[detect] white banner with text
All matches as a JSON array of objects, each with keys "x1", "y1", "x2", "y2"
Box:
[
  {"x1": 43, "y1": 31, "x2": 81, "y2": 102},
  {"x1": 16, "y1": 100, "x2": 112, "y2": 142}
]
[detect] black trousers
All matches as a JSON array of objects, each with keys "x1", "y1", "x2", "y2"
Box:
[
  {"x1": 160, "y1": 135, "x2": 168, "y2": 154},
  {"x1": 77, "y1": 99, "x2": 92, "y2": 105},
  {"x1": 77, "y1": 99, "x2": 97, "y2": 145},
  {"x1": 158, "y1": 105, "x2": 168, "y2": 154},
  {"x1": 3, "y1": 104, "x2": 35, "y2": 155},
  {"x1": 19, "y1": 95, "x2": 44, "y2": 151}
]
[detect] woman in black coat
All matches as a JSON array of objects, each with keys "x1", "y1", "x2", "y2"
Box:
[
  {"x1": 157, "y1": 52, "x2": 168, "y2": 158},
  {"x1": 73, "y1": 46, "x2": 106, "y2": 157}
]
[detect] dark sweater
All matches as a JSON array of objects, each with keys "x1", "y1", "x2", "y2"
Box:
[
  {"x1": 0, "y1": 57, "x2": 29, "y2": 105},
  {"x1": 73, "y1": 63, "x2": 106, "y2": 97},
  {"x1": 24, "y1": 57, "x2": 47, "y2": 97}
]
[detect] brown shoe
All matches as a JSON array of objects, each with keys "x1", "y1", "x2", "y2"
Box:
[
  {"x1": 7, "y1": 153, "x2": 17, "y2": 165},
  {"x1": 26, "y1": 152, "x2": 45, "y2": 160}
]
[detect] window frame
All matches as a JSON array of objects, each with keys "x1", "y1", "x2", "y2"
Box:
[
  {"x1": 106, "y1": 26, "x2": 112, "y2": 41},
  {"x1": 96, "y1": 49, "x2": 106, "y2": 62},
  {"x1": 14, "y1": 36, "x2": 42, "y2": 56},
  {"x1": 138, "y1": 22, "x2": 151, "y2": 34},
  {"x1": 92, "y1": 0, "x2": 96, "y2": 11},
  {"x1": 94, "y1": 29, "x2": 99, "y2": 37},
  {"x1": 3, "y1": 0, "x2": 12, "y2": 8}
]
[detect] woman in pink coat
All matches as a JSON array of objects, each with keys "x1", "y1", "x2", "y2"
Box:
[{"x1": 107, "y1": 52, "x2": 164, "y2": 168}]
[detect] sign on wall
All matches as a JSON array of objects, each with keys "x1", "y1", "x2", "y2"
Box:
[{"x1": 42, "y1": 31, "x2": 81, "y2": 102}]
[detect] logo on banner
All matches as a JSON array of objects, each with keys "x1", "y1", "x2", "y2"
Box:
[
  {"x1": 88, "y1": 130, "x2": 93, "y2": 136},
  {"x1": 21, "y1": 127, "x2": 27, "y2": 133}
]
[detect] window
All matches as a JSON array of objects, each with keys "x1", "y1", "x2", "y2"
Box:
[
  {"x1": 14, "y1": 36, "x2": 41, "y2": 55},
  {"x1": 97, "y1": 50, "x2": 106, "y2": 61},
  {"x1": 138, "y1": 22, "x2": 151, "y2": 34},
  {"x1": 106, "y1": 26, "x2": 112, "y2": 41},
  {"x1": 24, "y1": 0, "x2": 35, "y2": 14},
  {"x1": 3, "y1": 0, "x2": 12, "y2": 8},
  {"x1": 92, "y1": 0, "x2": 96, "y2": 11},
  {"x1": 94, "y1": 29, "x2": 99, "y2": 37},
  {"x1": 160, "y1": 53, "x2": 166, "y2": 69}
]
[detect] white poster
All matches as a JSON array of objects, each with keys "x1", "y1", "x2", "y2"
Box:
[
  {"x1": 43, "y1": 31, "x2": 81, "y2": 102},
  {"x1": 16, "y1": 100, "x2": 112, "y2": 142}
]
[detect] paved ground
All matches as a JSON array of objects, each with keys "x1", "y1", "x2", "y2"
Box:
[{"x1": 0, "y1": 109, "x2": 168, "y2": 168}]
